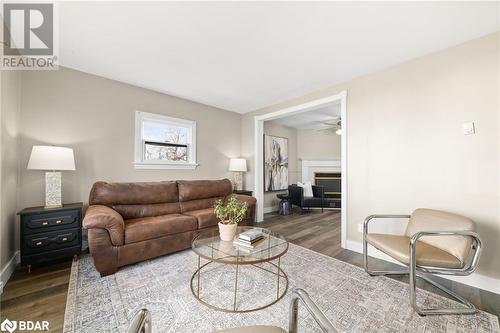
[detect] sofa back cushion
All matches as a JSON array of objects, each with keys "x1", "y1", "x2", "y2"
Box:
[
  {"x1": 89, "y1": 181, "x2": 180, "y2": 219},
  {"x1": 178, "y1": 179, "x2": 232, "y2": 212}
]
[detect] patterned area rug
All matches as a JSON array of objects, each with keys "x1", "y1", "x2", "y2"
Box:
[{"x1": 63, "y1": 244, "x2": 499, "y2": 333}]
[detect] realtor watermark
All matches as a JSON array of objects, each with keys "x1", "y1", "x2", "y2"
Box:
[
  {"x1": 0, "y1": 319, "x2": 49, "y2": 332},
  {"x1": 1, "y1": 2, "x2": 59, "y2": 70}
]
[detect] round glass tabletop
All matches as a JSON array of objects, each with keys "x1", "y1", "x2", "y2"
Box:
[{"x1": 192, "y1": 226, "x2": 289, "y2": 265}]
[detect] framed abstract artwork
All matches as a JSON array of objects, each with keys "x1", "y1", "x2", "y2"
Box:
[{"x1": 264, "y1": 135, "x2": 289, "y2": 191}]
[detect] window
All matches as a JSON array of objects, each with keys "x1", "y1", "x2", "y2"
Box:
[{"x1": 134, "y1": 111, "x2": 197, "y2": 169}]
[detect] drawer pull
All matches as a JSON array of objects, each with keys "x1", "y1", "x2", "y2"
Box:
[
  {"x1": 62, "y1": 237, "x2": 68, "y2": 241},
  {"x1": 42, "y1": 222, "x2": 48, "y2": 226},
  {"x1": 56, "y1": 220, "x2": 62, "y2": 224},
  {"x1": 36, "y1": 241, "x2": 42, "y2": 246}
]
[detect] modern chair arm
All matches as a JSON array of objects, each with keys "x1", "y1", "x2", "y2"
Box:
[
  {"x1": 363, "y1": 214, "x2": 410, "y2": 236},
  {"x1": 409, "y1": 230, "x2": 482, "y2": 275},
  {"x1": 363, "y1": 214, "x2": 411, "y2": 274},
  {"x1": 289, "y1": 289, "x2": 337, "y2": 333},
  {"x1": 127, "y1": 308, "x2": 151, "y2": 333}
]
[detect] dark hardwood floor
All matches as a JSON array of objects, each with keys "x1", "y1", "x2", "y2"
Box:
[
  {"x1": 1, "y1": 210, "x2": 498, "y2": 332},
  {"x1": 0, "y1": 260, "x2": 72, "y2": 332}
]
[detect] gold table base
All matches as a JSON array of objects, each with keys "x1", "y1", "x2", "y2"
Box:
[{"x1": 190, "y1": 257, "x2": 289, "y2": 313}]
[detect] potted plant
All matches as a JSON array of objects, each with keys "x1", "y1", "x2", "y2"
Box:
[{"x1": 214, "y1": 196, "x2": 248, "y2": 241}]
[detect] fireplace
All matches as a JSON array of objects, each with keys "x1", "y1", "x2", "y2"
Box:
[{"x1": 314, "y1": 172, "x2": 341, "y2": 209}]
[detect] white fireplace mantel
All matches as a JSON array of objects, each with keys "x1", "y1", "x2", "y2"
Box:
[{"x1": 301, "y1": 159, "x2": 341, "y2": 184}]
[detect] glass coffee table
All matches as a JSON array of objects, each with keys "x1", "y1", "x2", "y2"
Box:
[{"x1": 191, "y1": 226, "x2": 289, "y2": 313}]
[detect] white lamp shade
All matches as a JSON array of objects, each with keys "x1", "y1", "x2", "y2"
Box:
[
  {"x1": 229, "y1": 158, "x2": 247, "y2": 172},
  {"x1": 27, "y1": 146, "x2": 76, "y2": 171}
]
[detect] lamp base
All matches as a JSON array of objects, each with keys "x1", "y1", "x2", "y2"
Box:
[
  {"x1": 233, "y1": 172, "x2": 243, "y2": 191},
  {"x1": 45, "y1": 171, "x2": 62, "y2": 208}
]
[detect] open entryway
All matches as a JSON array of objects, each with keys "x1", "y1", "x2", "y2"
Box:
[{"x1": 253, "y1": 91, "x2": 347, "y2": 249}]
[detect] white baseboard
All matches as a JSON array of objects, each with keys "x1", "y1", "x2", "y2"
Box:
[
  {"x1": 345, "y1": 240, "x2": 500, "y2": 295},
  {"x1": 0, "y1": 251, "x2": 20, "y2": 294},
  {"x1": 263, "y1": 206, "x2": 279, "y2": 214}
]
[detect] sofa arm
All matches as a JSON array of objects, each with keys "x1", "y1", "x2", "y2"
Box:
[
  {"x1": 288, "y1": 185, "x2": 304, "y2": 206},
  {"x1": 231, "y1": 194, "x2": 256, "y2": 207},
  {"x1": 83, "y1": 205, "x2": 125, "y2": 246},
  {"x1": 227, "y1": 194, "x2": 256, "y2": 225},
  {"x1": 312, "y1": 185, "x2": 324, "y2": 198}
]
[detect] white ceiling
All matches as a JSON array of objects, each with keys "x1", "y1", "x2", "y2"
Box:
[
  {"x1": 59, "y1": 2, "x2": 499, "y2": 114},
  {"x1": 269, "y1": 103, "x2": 341, "y2": 130}
]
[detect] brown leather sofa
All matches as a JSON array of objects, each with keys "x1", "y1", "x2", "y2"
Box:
[{"x1": 83, "y1": 179, "x2": 256, "y2": 276}]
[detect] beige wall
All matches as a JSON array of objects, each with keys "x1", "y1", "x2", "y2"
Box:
[
  {"x1": 19, "y1": 67, "x2": 242, "y2": 209},
  {"x1": 297, "y1": 128, "x2": 341, "y2": 161},
  {"x1": 0, "y1": 70, "x2": 21, "y2": 270},
  {"x1": 242, "y1": 32, "x2": 499, "y2": 279},
  {"x1": 297, "y1": 128, "x2": 341, "y2": 177},
  {"x1": 263, "y1": 122, "x2": 298, "y2": 210}
]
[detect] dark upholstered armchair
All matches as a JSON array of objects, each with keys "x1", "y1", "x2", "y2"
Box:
[{"x1": 288, "y1": 184, "x2": 325, "y2": 213}]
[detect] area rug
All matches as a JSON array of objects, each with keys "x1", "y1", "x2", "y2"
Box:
[{"x1": 63, "y1": 244, "x2": 499, "y2": 333}]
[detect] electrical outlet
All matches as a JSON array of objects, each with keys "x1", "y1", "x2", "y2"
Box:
[{"x1": 358, "y1": 223, "x2": 363, "y2": 233}]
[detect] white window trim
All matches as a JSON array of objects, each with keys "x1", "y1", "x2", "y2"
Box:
[{"x1": 134, "y1": 111, "x2": 198, "y2": 169}]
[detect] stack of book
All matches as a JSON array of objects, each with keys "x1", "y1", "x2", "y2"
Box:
[{"x1": 233, "y1": 229, "x2": 264, "y2": 249}]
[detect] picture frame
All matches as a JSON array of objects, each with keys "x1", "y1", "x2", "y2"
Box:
[{"x1": 264, "y1": 134, "x2": 289, "y2": 191}]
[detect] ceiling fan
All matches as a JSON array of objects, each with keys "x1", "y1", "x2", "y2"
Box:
[{"x1": 316, "y1": 118, "x2": 342, "y2": 135}]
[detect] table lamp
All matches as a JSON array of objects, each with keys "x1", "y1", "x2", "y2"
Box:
[
  {"x1": 229, "y1": 158, "x2": 247, "y2": 191},
  {"x1": 27, "y1": 145, "x2": 76, "y2": 208}
]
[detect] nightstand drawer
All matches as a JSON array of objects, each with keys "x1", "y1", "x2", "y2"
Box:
[
  {"x1": 23, "y1": 210, "x2": 79, "y2": 234},
  {"x1": 23, "y1": 228, "x2": 80, "y2": 255}
]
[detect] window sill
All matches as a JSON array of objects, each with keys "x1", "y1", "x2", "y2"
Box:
[{"x1": 133, "y1": 162, "x2": 199, "y2": 170}]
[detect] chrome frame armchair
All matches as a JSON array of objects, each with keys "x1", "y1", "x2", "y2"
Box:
[
  {"x1": 127, "y1": 289, "x2": 337, "y2": 333},
  {"x1": 363, "y1": 210, "x2": 482, "y2": 316}
]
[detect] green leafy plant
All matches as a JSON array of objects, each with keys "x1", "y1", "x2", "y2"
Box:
[{"x1": 214, "y1": 196, "x2": 248, "y2": 225}]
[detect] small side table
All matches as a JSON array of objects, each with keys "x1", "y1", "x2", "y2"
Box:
[
  {"x1": 277, "y1": 194, "x2": 292, "y2": 216},
  {"x1": 18, "y1": 203, "x2": 83, "y2": 272},
  {"x1": 233, "y1": 190, "x2": 253, "y2": 196}
]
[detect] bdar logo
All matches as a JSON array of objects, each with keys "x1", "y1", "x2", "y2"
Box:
[{"x1": 0, "y1": 319, "x2": 17, "y2": 333}]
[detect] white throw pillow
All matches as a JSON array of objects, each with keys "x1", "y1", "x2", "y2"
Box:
[{"x1": 297, "y1": 181, "x2": 313, "y2": 197}]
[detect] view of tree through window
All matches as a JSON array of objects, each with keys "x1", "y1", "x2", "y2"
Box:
[{"x1": 143, "y1": 121, "x2": 189, "y2": 162}]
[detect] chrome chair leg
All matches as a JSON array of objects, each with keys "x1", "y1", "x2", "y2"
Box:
[
  {"x1": 409, "y1": 233, "x2": 479, "y2": 316},
  {"x1": 409, "y1": 272, "x2": 476, "y2": 316}
]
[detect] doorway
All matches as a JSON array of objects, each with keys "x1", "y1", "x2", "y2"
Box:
[{"x1": 253, "y1": 91, "x2": 347, "y2": 248}]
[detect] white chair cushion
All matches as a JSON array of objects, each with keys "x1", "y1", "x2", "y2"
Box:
[{"x1": 297, "y1": 181, "x2": 313, "y2": 197}]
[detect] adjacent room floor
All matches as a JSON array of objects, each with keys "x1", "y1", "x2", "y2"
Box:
[{"x1": 1, "y1": 210, "x2": 498, "y2": 332}]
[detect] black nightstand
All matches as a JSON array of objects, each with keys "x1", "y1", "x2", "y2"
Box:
[
  {"x1": 18, "y1": 203, "x2": 83, "y2": 272},
  {"x1": 233, "y1": 190, "x2": 253, "y2": 196}
]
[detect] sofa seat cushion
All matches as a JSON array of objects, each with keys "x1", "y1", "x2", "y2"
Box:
[
  {"x1": 367, "y1": 234, "x2": 463, "y2": 269},
  {"x1": 124, "y1": 214, "x2": 197, "y2": 244},
  {"x1": 183, "y1": 208, "x2": 219, "y2": 229}
]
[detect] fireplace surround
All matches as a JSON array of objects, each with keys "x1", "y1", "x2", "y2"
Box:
[
  {"x1": 301, "y1": 159, "x2": 341, "y2": 210},
  {"x1": 314, "y1": 172, "x2": 341, "y2": 209}
]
